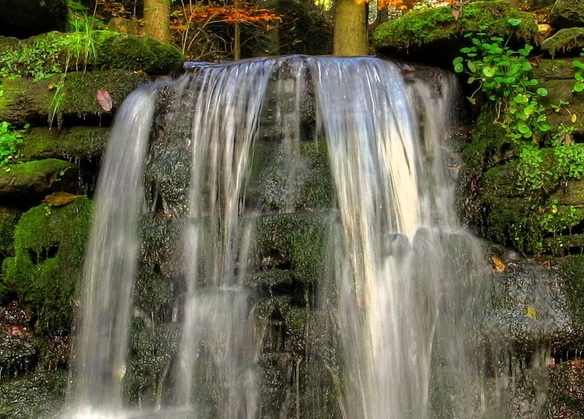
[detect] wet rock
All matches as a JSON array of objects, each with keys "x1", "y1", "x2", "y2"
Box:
[
  {"x1": 0, "y1": 69, "x2": 149, "y2": 127},
  {"x1": 541, "y1": 28, "x2": 584, "y2": 58},
  {"x1": 19, "y1": 126, "x2": 109, "y2": 162},
  {"x1": 0, "y1": 370, "x2": 67, "y2": 418},
  {"x1": 485, "y1": 260, "x2": 579, "y2": 358},
  {"x1": 549, "y1": 0, "x2": 584, "y2": 29},
  {"x1": 0, "y1": 159, "x2": 78, "y2": 205}
]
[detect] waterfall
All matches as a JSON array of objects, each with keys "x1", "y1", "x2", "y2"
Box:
[{"x1": 62, "y1": 55, "x2": 491, "y2": 419}]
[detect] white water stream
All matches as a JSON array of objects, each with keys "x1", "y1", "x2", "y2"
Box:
[{"x1": 63, "y1": 56, "x2": 491, "y2": 419}]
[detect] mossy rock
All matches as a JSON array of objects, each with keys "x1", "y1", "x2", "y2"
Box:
[
  {"x1": 541, "y1": 28, "x2": 584, "y2": 58},
  {"x1": 91, "y1": 31, "x2": 185, "y2": 75},
  {"x1": 1, "y1": 197, "x2": 92, "y2": 335},
  {"x1": 529, "y1": 58, "x2": 584, "y2": 136},
  {"x1": 532, "y1": 57, "x2": 582, "y2": 80},
  {"x1": 0, "y1": 159, "x2": 78, "y2": 203},
  {"x1": 252, "y1": 212, "x2": 331, "y2": 286},
  {"x1": 372, "y1": 0, "x2": 539, "y2": 68},
  {"x1": 0, "y1": 0, "x2": 67, "y2": 39},
  {"x1": 0, "y1": 31, "x2": 185, "y2": 79},
  {"x1": 477, "y1": 147, "x2": 583, "y2": 253},
  {"x1": 0, "y1": 69, "x2": 149, "y2": 126},
  {"x1": 252, "y1": 138, "x2": 335, "y2": 213},
  {"x1": 0, "y1": 370, "x2": 66, "y2": 418},
  {"x1": 548, "y1": 0, "x2": 584, "y2": 29},
  {"x1": 19, "y1": 127, "x2": 109, "y2": 161}
]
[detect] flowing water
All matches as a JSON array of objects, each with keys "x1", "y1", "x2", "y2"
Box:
[{"x1": 63, "y1": 55, "x2": 494, "y2": 419}]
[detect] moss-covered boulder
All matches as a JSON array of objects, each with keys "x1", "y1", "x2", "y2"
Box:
[
  {"x1": 0, "y1": 31, "x2": 185, "y2": 79},
  {"x1": 0, "y1": 0, "x2": 67, "y2": 39},
  {"x1": 548, "y1": 0, "x2": 584, "y2": 29},
  {"x1": 1, "y1": 197, "x2": 92, "y2": 335},
  {"x1": 19, "y1": 126, "x2": 108, "y2": 161},
  {"x1": 372, "y1": 0, "x2": 539, "y2": 68},
  {"x1": 541, "y1": 28, "x2": 584, "y2": 58},
  {"x1": 0, "y1": 159, "x2": 77, "y2": 205},
  {"x1": 91, "y1": 31, "x2": 186, "y2": 74},
  {"x1": 0, "y1": 69, "x2": 149, "y2": 126}
]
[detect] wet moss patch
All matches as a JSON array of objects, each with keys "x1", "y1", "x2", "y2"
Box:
[{"x1": 2, "y1": 197, "x2": 92, "y2": 335}]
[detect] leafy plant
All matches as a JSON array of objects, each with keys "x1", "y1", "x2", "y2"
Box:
[
  {"x1": 0, "y1": 122, "x2": 28, "y2": 168},
  {"x1": 573, "y1": 48, "x2": 584, "y2": 93},
  {"x1": 453, "y1": 19, "x2": 550, "y2": 141}
]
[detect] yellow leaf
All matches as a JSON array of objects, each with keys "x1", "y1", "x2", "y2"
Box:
[
  {"x1": 571, "y1": 113, "x2": 577, "y2": 123},
  {"x1": 490, "y1": 256, "x2": 506, "y2": 273},
  {"x1": 43, "y1": 192, "x2": 81, "y2": 207},
  {"x1": 525, "y1": 305, "x2": 538, "y2": 320}
]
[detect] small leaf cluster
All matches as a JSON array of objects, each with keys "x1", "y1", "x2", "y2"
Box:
[
  {"x1": 0, "y1": 122, "x2": 28, "y2": 168},
  {"x1": 0, "y1": 34, "x2": 64, "y2": 81},
  {"x1": 453, "y1": 20, "x2": 550, "y2": 141}
]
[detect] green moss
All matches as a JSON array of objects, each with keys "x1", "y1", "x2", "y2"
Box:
[
  {"x1": 372, "y1": 1, "x2": 538, "y2": 53},
  {"x1": 125, "y1": 319, "x2": 179, "y2": 406},
  {"x1": 0, "y1": 158, "x2": 75, "y2": 197},
  {"x1": 19, "y1": 126, "x2": 109, "y2": 161},
  {"x1": 2, "y1": 197, "x2": 92, "y2": 334},
  {"x1": 0, "y1": 30, "x2": 185, "y2": 79},
  {"x1": 462, "y1": 107, "x2": 517, "y2": 173},
  {"x1": 0, "y1": 70, "x2": 149, "y2": 125},
  {"x1": 59, "y1": 69, "x2": 150, "y2": 117},
  {"x1": 541, "y1": 28, "x2": 584, "y2": 58},
  {"x1": 297, "y1": 139, "x2": 335, "y2": 210},
  {"x1": 253, "y1": 212, "x2": 330, "y2": 285},
  {"x1": 92, "y1": 31, "x2": 185, "y2": 74}
]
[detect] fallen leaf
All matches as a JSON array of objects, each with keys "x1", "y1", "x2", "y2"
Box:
[
  {"x1": 490, "y1": 255, "x2": 506, "y2": 273},
  {"x1": 96, "y1": 89, "x2": 113, "y2": 112},
  {"x1": 525, "y1": 305, "x2": 538, "y2": 320},
  {"x1": 452, "y1": 5, "x2": 462, "y2": 20},
  {"x1": 43, "y1": 192, "x2": 80, "y2": 207}
]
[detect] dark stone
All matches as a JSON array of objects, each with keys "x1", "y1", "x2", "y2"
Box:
[
  {"x1": 548, "y1": 0, "x2": 584, "y2": 29},
  {"x1": 0, "y1": 0, "x2": 67, "y2": 38}
]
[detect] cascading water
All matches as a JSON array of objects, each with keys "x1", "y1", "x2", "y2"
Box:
[{"x1": 62, "y1": 55, "x2": 495, "y2": 419}]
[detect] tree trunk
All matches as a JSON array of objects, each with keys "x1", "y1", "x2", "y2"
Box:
[
  {"x1": 143, "y1": 0, "x2": 170, "y2": 43},
  {"x1": 333, "y1": 0, "x2": 368, "y2": 56}
]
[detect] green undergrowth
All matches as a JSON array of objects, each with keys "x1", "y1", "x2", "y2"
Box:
[{"x1": 456, "y1": 19, "x2": 584, "y2": 254}]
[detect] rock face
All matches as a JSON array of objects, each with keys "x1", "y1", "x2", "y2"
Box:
[{"x1": 548, "y1": 0, "x2": 584, "y2": 29}]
